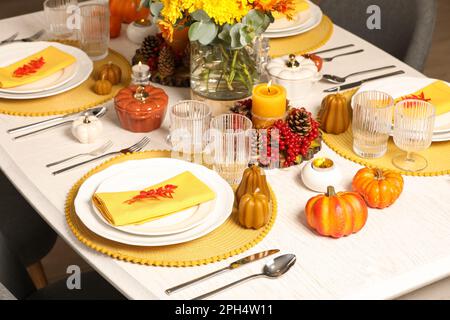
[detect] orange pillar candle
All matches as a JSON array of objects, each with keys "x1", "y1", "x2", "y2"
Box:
[{"x1": 252, "y1": 83, "x2": 287, "y2": 128}]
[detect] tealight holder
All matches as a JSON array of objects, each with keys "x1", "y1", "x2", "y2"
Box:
[
  {"x1": 301, "y1": 157, "x2": 343, "y2": 192},
  {"x1": 126, "y1": 18, "x2": 158, "y2": 45},
  {"x1": 131, "y1": 62, "x2": 150, "y2": 86}
]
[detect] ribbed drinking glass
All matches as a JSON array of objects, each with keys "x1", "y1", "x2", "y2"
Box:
[
  {"x1": 169, "y1": 100, "x2": 212, "y2": 163},
  {"x1": 352, "y1": 91, "x2": 394, "y2": 158},
  {"x1": 392, "y1": 99, "x2": 435, "y2": 171},
  {"x1": 78, "y1": 0, "x2": 109, "y2": 60},
  {"x1": 44, "y1": 0, "x2": 78, "y2": 40},
  {"x1": 210, "y1": 114, "x2": 253, "y2": 185}
]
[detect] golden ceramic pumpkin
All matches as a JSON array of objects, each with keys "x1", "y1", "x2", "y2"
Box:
[
  {"x1": 93, "y1": 79, "x2": 112, "y2": 95},
  {"x1": 97, "y1": 62, "x2": 122, "y2": 85},
  {"x1": 236, "y1": 165, "x2": 271, "y2": 203},
  {"x1": 319, "y1": 93, "x2": 351, "y2": 134},
  {"x1": 238, "y1": 192, "x2": 270, "y2": 229}
]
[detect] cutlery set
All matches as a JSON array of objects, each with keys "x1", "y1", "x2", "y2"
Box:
[
  {"x1": 309, "y1": 44, "x2": 405, "y2": 91},
  {"x1": 165, "y1": 249, "x2": 297, "y2": 300},
  {"x1": 0, "y1": 30, "x2": 45, "y2": 45}
]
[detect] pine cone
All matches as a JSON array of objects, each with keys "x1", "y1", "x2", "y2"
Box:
[
  {"x1": 141, "y1": 34, "x2": 164, "y2": 60},
  {"x1": 231, "y1": 99, "x2": 252, "y2": 120},
  {"x1": 287, "y1": 107, "x2": 313, "y2": 137},
  {"x1": 131, "y1": 49, "x2": 147, "y2": 66},
  {"x1": 158, "y1": 46, "x2": 176, "y2": 78}
]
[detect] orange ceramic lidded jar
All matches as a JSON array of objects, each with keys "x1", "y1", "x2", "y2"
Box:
[{"x1": 114, "y1": 85, "x2": 169, "y2": 132}]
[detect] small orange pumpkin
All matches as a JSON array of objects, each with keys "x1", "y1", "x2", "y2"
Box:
[
  {"x1": 97, "y1": 62, "x2": 122, "y2": 85},
  {"x1": 93, "y1": 79, "x2": 112, "y2": 95},
  {"x1": 110, "y1": 0, "x2": 150, "y2": 24},
  {"x1": 352, "y1": 168, "x2": 404, "y2": 209},
  {"x1": 305, "y1": 186, "x2": 368, "y2": 238},
  {"x1": 238, "y1": 192, "x2": 270, "y2": 229}
]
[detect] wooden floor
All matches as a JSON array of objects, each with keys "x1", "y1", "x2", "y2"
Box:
[{"x1": 41, "y1": 0, "x2": 450, "y2": 298}]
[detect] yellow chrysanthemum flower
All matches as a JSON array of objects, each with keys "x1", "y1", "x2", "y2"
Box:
[
  {"x1": 201, "y1": 0, "x2": 251, "y2": 25},
  {"x1": 160, "y1": 0, "x2": 184, "y2": 24}
]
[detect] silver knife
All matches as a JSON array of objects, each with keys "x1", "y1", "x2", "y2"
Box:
[
  {"x1": 324, "y1": 70, "x2": 405, "y2": 92},
  {"x1": 165, "y1": 249, "x2": 280, "y2": 295}
]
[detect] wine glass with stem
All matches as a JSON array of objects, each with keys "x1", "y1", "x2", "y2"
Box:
[{"x1": 392, "y1": 99, "x2": 435, "y2": 172}]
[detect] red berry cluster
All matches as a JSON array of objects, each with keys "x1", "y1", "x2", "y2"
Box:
[{"x1": 265, "y1": 112, "x2": 320, "y2": 167}]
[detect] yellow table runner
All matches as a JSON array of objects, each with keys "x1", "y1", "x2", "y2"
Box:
[
  {"x1": 0, "y1": 48, "x2": 131, "y2": 117},
  {"x1": 269, "y1": 15, "x2": 334, "y2": 57},
  {"x1": 66, "y1": 151, "x2": 277, "y2": 267}
]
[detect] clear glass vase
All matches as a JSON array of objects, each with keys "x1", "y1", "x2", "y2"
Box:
[{"x1": 190, "y1": 38, "x2": 266, "y2": 101}]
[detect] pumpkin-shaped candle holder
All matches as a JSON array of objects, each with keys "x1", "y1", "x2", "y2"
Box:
[{"x1": 114, "y1": 85, "x2": 169, "y2": 133}]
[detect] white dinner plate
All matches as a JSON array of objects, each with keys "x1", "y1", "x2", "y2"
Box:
[
  {"x1": 356, "y1": 77, "x2": 450, "y2": 141},
  {"x1": 74, "y1": 158, "x2": 234, "y2": 246},
  {"x1": 92, "y1": 168, "x2": 216, "y2": 236},
  {"x1": 0, "y1": 42, "x2": 93, "y2": 100},
  {"x1": 266, "y1": 1, "x2": 313, "y2": 33},
  {"x1": 264, "y1": 1, "x2": 322, "y2": 38},
  {"x1": 0, "y1": 63, "x2": 78, "y2": 94}
]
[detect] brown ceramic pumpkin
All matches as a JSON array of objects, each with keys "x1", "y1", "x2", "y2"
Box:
[
  {"x1": 238, "y1": 192, "x2": 270, "y2": 229},
  {"x1": 236, "y1": 165, "x2": 271, "y2": 203},
  {"x1": 93, "y1": 79, "x2": 112, "y2": 95},
  {"x1": 97, "y1": 62, "x2": 122, "y2": 85},
  {"x1": 319, "y1": 93, "x2": 351, "y2": 135},
  {"x1": 114, "y1": 85, "x2": 169, "y2": 132}
]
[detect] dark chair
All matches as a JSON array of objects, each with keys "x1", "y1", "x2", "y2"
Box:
[
  {"x1": 316, "y1": 0, "x2": 437, "y2": 71},
  {"x1": 0, "y1": 170, "x2": 57, "y2": 288},
  {"x1": 0, "y1": 232, "x2": 125, "y2": 300}
]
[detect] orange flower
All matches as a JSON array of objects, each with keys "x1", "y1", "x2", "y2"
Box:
[
  {"x1": 254, "y1": 0, "x2": 296, "y2": 20},
  {"x1": 158, "y1": 20, "x2": 174, "y2": 42}
]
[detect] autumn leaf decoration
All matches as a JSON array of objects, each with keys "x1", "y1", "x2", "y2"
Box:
[
  {"x1": 13, "y1": 57, "x2": 46, "y2": 78},
  {"x1": 124, "y1": 184, "x2": 178, "y2": 205},
  {"x1": 400, "y1": 91, "x2": 431, "y2": 103}
]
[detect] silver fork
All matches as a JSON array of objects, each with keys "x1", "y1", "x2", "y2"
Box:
[
  {"x1": 46, "y1": 141, "x2": 113, "y2": 168},
  {"x1": 0, "y1": 32, "x2": 19, "y2": 45},
  {"x1": 6, "y1": 30, "x2": 45, "y2": 44},
  {"x1": 322, "y1": 49, "x2": 364, "y2": 62},
  {"x1": 52, "y1": 137, "x2": 150, "y2": 175}
]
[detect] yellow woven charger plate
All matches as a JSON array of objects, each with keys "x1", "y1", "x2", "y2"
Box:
[
  {"x1": 0, "y1": 48, "x2": 131, "y2": 116},
  {"x1": 66, "y1": 151, "x2": 277, "y2": 267},
  {"x1": 269, "y1": 15, "x2": 334, "y2": 57}
]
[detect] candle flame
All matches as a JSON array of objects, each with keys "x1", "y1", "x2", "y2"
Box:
[{"x1": 267, "y1": 80, "x2": 272, "y2": 93}]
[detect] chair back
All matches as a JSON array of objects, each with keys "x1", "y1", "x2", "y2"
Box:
[
  {"x1": 0, "y1": 232, "x2": 35, "y2": 300},
  {"x1": 317, "y1": 0, "x2": 437, "y2": 71}
]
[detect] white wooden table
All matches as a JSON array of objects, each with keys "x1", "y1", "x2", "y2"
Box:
[{"x1": 0, "y1": 11, "x2": 449, "y2": 300}]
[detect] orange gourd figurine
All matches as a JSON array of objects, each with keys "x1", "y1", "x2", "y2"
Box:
[
  {"x1": 97, "y1": 62, "x2": 122, "y2": 85},
  {"x1": 305, "y1": 186, "x2": 368, "y2": 238},
  {"x1": 352, "y1": 167, "x2": 404, "y2": 209},
  {"x1": 319, "y1": 93, "x2": 351, "y2": 135},
  {"x1": 236, "y1": 165, "x2": 271, "y2": 204},
  {"x1": 238, "y1": 192, "x2": 270, "y2": 229}
]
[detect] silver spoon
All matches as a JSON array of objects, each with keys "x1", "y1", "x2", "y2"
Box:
[
  {"x1": 322, "y1": 65, "x2": 396, "y2": 84},
  {"x1": 192, "y1": 254, "x2": 296, "y2": 300}
]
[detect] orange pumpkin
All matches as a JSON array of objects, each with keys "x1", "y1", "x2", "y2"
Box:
[
  {"x1": 110, "y1": 0, "x2": 150, "y2": 24},
  {"x1": 110, "y1": 15, "x2": 122, "y2": 38},
  {"x1": 352, "y1": 168, "x2": 404, "y2": 209},
  {"x1": 305, "y1": 186, "x2": 368, "y2": 238}
]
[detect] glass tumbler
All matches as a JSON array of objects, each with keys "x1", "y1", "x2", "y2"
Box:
[
  {"x1": 44, "y1": 0, "x2": 78, "y2": 40},
  {"x1": 210, "y1": 114, "x2": 253, "y2": 186},
  {"x1": 352, "y1": 91, "x2": 394, "y2": 158},
  {"x1": 78, "y1": 0, "x2": 109, "y2": 60},
  {"x1": 392, "y1": 99, "x2": 435, "y2": 172},
  {"x1": 169, "y1": 100, "x2": 212, "y2": 163}
]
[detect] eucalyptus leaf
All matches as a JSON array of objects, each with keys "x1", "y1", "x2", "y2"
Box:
[
  {"x1": 239, "y1": 27, "x2": 253, "y2": 47},
  {"x1": 218, "y1": 24, "x2": 232, "y2": 44},
  {"x1": 198, "y1": 22, "x2": 218, "y2": 45},
  {"x1": 150, "y1": 2, "x2": 163, "y2": 17},
  {"x1": 191, "y1": 9, "x2": 211, "y2": 22},
  {"x1": 140, "y1": 0, "x2": 151, "y2": 9},
  {"x1": 230, "y1": 23, "x2": 244, "y2": 49},
  {"x1": 189, "y1": 21, "x2": 203, "y2": 41}
]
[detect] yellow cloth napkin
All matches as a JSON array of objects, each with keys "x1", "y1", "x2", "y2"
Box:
[
  {"x1": 92, "y1": 171, "x2": 216, "y2": 226},
  {"x1": 0, "y1": 46, "x2": 76, "y2": 88},
  {"x1": 396, "y1": 80, "x2": 450, "y2": 116}
]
